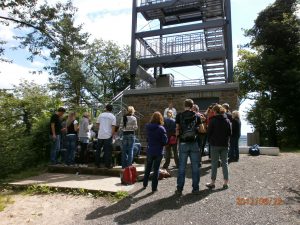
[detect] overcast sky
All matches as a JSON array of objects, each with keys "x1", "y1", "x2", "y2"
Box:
[{"x1": 0, "y1": 0, "x2": 285, "y2": 134}]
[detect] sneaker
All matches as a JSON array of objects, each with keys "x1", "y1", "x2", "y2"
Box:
[
  {"x1": 192, "y1": 190, "x2": 201, "y2": 195},
  {"x1": 222, "y1": 184, "x2": 229, "y2": 189},
  {"x1": 228, "y1": 158, "x2": 234, "y2": 163},
  {"x1": 175, "y1": 189, "x2": 182, "y2": 196},
  {"x1": 205, "y1": 183, "x2": 215, "y2": 189},
  {"x1": 151, "y1": 189, "x2": 158, "y2": 193}
]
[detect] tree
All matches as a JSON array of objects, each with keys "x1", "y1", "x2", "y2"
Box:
[
  {"x1": 235, "y1": 0, "x2": 300, "y2": 146},
  {"x1": 84, "y1": 39, "x2": 131, "y2": 104},
  {"x1": 0, "y1": 0, "x2": 76, "y2": 63},
  {"x1": 0, "y1": 81, "x2": 61, "y2": 178},
  {"x1": 47, "y1": 12, "x2": 89, "y2": 108}
]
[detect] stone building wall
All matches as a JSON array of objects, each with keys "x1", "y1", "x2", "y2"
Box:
[{"x1": 122, "y1": 83, "x2": 239, "y2": 141}]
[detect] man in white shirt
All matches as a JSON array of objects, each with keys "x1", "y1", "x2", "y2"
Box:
[
  {"x1": 164, "y1": 102, "x2": 177, "y2": 118},
  {"x1": 95, "y1": 104, "x2": 116, "y2": 168}
]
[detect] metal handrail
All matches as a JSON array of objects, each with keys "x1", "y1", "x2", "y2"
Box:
[
  {"x1": 110, "y1": 85, "x2": 131, "y2": 104},
  {"x1": 173, "y1": 79, "x2": 204, "y2": 87},
  {"x1": 140, "y1": 0, "x2": 171, "y2": 6},
  {"x1": 137, "y1": 31, "x2": 214, "y2": 59}
]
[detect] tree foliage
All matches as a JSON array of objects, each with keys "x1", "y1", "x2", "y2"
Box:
[
  {"x1": 0, "y1": 81, "x2": 61, "y2": 178},
  {"x1": 0, "y1": 0, "x2": 77, "y2": 62},
  {"x1": 234, "y1": 0, "x2": 300, "y2": 146},
  {"x1": 84, "y1": 39, "x2": 131, "y2": 104},
  {"x1": 1, "y1": 1, "x2": 131, "y2": 108},
  {"x1": 47, "y1": 12, "x2": 89, "y2": 108}
]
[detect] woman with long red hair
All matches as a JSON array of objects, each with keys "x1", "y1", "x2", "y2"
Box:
[{"x1": 143, "y1": 111, "x2": 168, "y2": 193}]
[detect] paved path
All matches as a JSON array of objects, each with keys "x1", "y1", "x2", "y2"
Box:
[{"x1": 2, "y1": 153, "x2": 300, "y2": 225}]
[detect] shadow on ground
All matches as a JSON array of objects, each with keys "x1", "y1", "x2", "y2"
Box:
[
  {"x1": 85, "y1": 188, "x2": 147, "y2": 220},
  {"x1": 86, "y1": 188, "x2": 218, "y2": 223},
  {"x1": 113, "y1": 189, "x2": 211, "y2": 224},
  {"x1": 168, "y1": 163, "x2": 211, "y2": 179}
]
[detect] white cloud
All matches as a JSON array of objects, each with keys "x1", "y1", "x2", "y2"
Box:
[
  {"x1": 0, "y1": 62, "x2": 48, "y2": 89},
  {"x1": 49, "y1": 0, "x2": 134, "y2": 45},
  {"x1": 0, "y1": 24, "x2": 15, "y2": 42},
  {"x1": 82, "y1": 12, "x2": 132, "y2": 45}
]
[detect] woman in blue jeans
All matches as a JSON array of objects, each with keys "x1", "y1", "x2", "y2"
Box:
[
  {"x1": 121, "y1": 106, "x2": 138, "y2": 168},
  {"x1": 207, "y1": 104, "x2": 232, "y2": 189},
  {"x1": 65, "y1": 112, "x2": 79, "y2": 166},
  {"x1": 143, "y1": 112, "x2": 168, "y2": 192}
]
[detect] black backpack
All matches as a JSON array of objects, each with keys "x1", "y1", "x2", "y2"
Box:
[
  {"x1": 179, "y1": 112, "x2": 197, "y2": 142},
  {"x1": 249, "y1": 144, "x2": 260, "y2": 156}
]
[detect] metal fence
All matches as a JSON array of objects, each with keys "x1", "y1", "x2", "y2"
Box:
[
  {"x1": 137, "y1": 32, "x2": 206, "y2": 58},
  {"x1": 139, "y1": 0, "x2": 172, "y2": 6}
]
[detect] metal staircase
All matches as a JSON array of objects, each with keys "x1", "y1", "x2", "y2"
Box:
[
  {"x1": 130, "y1": 0, "x2": 233, "y2": 87},
  {"x1": 109, "y1": 85, "x2": 144, "y2": 138},
  {"x1": 202, "y1": 59, "x2": 226, "y2": 84}
]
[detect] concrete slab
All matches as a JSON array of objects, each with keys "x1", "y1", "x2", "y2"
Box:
[
  {"x1": 239, "y1": 146, "x2": 280, "y2": 156},
  {"x1": 47, "y1": 163, "x2": 145, "y2": 177},
  {"x1": 9, "y1": 173, "x2": 135, "y2": 193}
]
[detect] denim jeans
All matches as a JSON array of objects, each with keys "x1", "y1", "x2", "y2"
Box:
[
  {"x1": 133, "y1": 142, "x2": 141, "y2": 157},
  {"x1": 228, "y1": 137, "x2": 239, "y2": 160},
  {"x1": 121, "y1": 134, "x2": 135, "y2": 168},
  {"x1": 163, "y1": 144, "x2": 179, "y2": 168},
  {"x1": 177, "y1": 142, "x2": 200, "y2": 192},
  {"x1": 66, "y1": 134, "x2": 77, "y2": 165},
  {"x1": 50, "y1": 135, "x2": 61, "y2": 164},
  {"x1": 96, "y1": 138, "x2": 112, "y2": 168},
  {"x1": 143, "y1": 154, "x2": 163, "y2": 191},
  {"x1": 211, "y1": 146, "x2": 229, "y2": 181}
]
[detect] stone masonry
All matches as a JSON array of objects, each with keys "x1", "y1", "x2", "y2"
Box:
[{"x1": 122, "y1": 83, "x2": 239, "y2": 142}]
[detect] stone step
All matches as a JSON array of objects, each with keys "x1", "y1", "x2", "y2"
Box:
[
  {"x1": 9, "y1": 173, "x2": 136, "y2": 193},
  {"x1": 134, "y1": 155, "x2": 147, "y2": 164},
  {"x1": 48, "y1": 163, "x2": 145, "y2": 177}
]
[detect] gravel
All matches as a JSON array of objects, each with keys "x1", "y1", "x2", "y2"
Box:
[{"x1": 0, "y1": 153, "x2": 299, "y2": 225}]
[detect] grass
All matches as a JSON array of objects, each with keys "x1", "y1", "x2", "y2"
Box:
[
  {"x1": 0, "y1": 194, "x2": 14, "y2": 212},
  {"x1": 0, "y1": 184, "x2": 128, "y2": 212},
  {"x1": 0, "y1": 163, "x2": 48, "y2": 184},
  {"x1": 0, "y1": 163, "x2": 129, "y2": 212},
  {"x1": 0, "y1": 186, "x2": 15, "y2": 212},
  {"x1": 22, "y1": 184, "x2": 128, "y2": 201},
  {"x1": 280, "y1": 147, "x2": 300, "y2": 153}
]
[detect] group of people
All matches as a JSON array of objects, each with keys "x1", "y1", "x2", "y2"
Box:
[
  {"x1": 49, "y1": 98, "x2": 241, "y2": 194},
  {"x1": 49, "y1": 108, "x2": 92, "y2": 166},
  {"x1": 49, "y1": 104, "x2": 139, "y2": 169},
  {"x1": 143, "y1": 99, "x2": 241, "y2": 194}
]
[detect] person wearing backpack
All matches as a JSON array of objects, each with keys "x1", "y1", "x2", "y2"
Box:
[
  {"x1": 120, "y1": 106, "x2": 138, "y2": 169},
  {"x1": 175, "y1": 99, "x2": 204, "y2": 195},
  {"x1": 163, "y1": 109, "x2": 179, "y2": 169},
  {"x1": 78, "y1": 112, "x2": 91, "y2": 166},
  {"x1": 206, "y1": 104, "x2": 232, "y2": 189}
]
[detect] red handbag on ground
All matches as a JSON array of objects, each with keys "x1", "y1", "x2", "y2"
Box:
[
  {"x1": 121, "y1": 166, "x2": 137, "y2": 185},
  {"x1": 168, "y1": 135, "x2": 177, "y2": 145}
]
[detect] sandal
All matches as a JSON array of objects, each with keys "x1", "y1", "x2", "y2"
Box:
[{"x1": 205, "y1": 183, "x2": 215, "y2": 189}]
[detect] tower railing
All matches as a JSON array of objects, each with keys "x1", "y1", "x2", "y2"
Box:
[
  {"x1": 137, "y1": 30, "x2": 224, "y2": 59},
  {"x1": 140, "y1": 0, "x2": 172, "y2": 6}
]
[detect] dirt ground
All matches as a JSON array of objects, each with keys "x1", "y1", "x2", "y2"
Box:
[{"x1": 0, "y1": 153, "x2": 299, "y2": 225}]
